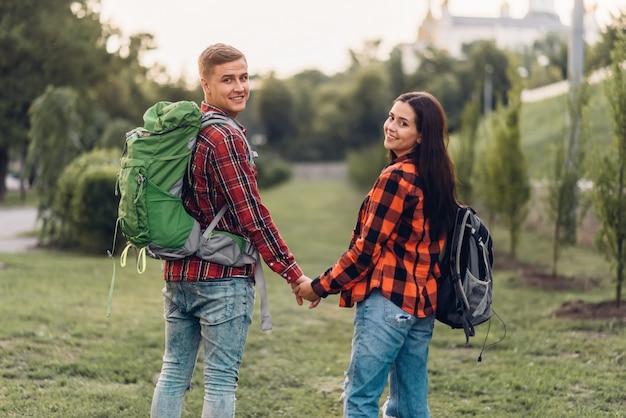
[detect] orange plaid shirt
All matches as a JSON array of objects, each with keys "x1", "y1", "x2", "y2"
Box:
[{"x1": 311, "y1": 152, "x2": 443, "y2": 318}]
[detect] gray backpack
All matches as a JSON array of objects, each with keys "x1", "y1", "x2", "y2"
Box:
[{"x1": 437, "y1": 206, "x2": 502, "y2": 360}]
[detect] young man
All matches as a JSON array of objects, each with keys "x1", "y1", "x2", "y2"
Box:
[{"x1": 150, "y1": 43, "x2": 313, "y2": 418}]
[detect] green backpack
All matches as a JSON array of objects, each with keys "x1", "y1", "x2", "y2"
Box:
[
  {"x1": 109, "y1": 100, "x2": 272, "y2": 330},
  {"x1": 115, "y1": 100, "x2": 247, "y2": 264}
]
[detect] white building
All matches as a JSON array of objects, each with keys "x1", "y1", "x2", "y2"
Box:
[{"x1": 401, "y1": 0, "x2": 600, "y2": 72}]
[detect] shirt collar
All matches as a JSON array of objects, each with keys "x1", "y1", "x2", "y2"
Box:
[
  {"x1": 392, "y1": 150, "x2": 418, "y2": 164},
  {"x1": 201, "y1": 101, "x2": 227, "y2": 115},
  {"x1": 200, "y1": 101, "x2": 246, "y2": 133}
]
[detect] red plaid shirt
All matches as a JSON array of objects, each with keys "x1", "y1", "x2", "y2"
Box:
[
  {"x1": 163, "y1": 103, "x2": 303, "y2": 283},
  {"x1": 311, "y1": 152, "x2": 443, "y2": 318}
]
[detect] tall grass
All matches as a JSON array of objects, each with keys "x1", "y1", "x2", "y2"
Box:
[{"x1": 1, "y1": 179, "x2": 624, "y2": 417}]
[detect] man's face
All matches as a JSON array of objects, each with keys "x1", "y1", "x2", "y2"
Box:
[{"x1": 201, "y1": 58, "x2": 249, "y2": 118}]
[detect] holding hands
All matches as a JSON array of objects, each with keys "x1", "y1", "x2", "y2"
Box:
[{"x1": 291, "y1": 275, "x2": 321, "y2": 309}]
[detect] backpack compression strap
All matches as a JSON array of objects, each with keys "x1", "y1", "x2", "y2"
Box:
[{"x1": 202, "y1": 205, "x2": 272, "y2": 331}]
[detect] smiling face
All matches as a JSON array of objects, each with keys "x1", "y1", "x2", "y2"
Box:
[
  {"x1": 383, "y1": 100, "x2": 421, "y2": 157},
  {"x1": 200, "y1": 57, "x2": 249, "y2": 118}
]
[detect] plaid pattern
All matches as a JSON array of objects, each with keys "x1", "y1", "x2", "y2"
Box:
[
  {"x1": 164, "y1": 103, "x2": 302, "y2": 283},
  {"x1": 311, "y1": 152, "x2": 443, "y2": 318}
]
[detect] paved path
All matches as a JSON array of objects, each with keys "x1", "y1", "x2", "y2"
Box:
[{"x1": 0, "y1": 207, "x2": 39, "y2": 253}]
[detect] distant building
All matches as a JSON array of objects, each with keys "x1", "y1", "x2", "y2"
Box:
[{"x1": 401, "y1": 0, "x2": 600, "y2": 73}]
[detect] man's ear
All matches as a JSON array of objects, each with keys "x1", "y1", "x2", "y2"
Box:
[{"x1": 200, "y1": 78, "x2": 210, "y2": 95}]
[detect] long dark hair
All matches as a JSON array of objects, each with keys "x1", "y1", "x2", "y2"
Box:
[{"x1": 391, "y1": 92, "x2": 458, "y2": 238}]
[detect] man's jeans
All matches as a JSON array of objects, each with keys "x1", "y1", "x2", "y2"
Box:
[
  {"x1": 151, "y1": 278, "x2": 255, "y2": 418},
  {"x1": 343, "y1": 289, "x2": 435, "y2": 418}
]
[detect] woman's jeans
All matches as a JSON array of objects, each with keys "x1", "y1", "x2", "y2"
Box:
[
  {"x1": 343, "y1": 289, "x2": 435, "y2": 418},
  {"x1": 151, "y1": 278, "x2": 255, "y2": 418}
]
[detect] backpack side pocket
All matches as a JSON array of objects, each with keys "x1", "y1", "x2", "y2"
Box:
[{"x1": 118, "y1": 157, "x2": 150, "y2": 248}]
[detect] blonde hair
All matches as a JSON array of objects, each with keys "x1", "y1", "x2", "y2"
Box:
[{"x1": 197, "y1": 43, "x2": 246, "y2": 79}]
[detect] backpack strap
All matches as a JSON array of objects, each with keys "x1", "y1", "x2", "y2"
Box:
[
  {"x1": 200, "y1": 112, "x2": 258, "y2": 165},
  {"x1": 202, "y1": 205, "x2": 228, "y2": 240}
]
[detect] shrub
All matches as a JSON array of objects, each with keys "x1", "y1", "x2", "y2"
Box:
[
  {"x1": 255, "y1": 154, "x2": 292, "y2": 189},
  {"x1": 53, "y1": 149, "x2": 120, "y2": 252},
  {"x1": 346, "y1": 143, "x2": 388, "y2": 191}
]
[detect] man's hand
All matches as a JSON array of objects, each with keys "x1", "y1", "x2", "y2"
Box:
[
  {"x1": 293, "y1": 278, "x2": 321, "y2": 309},
  {"x1": 290, "y1": 275, "x2": 311, "y2": 306}
]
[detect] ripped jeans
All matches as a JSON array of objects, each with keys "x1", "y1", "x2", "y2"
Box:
[{"x1": 343, "y1": 288, "x2": 435, "y2": 418}]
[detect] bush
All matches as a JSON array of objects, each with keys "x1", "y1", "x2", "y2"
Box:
[
  {"x1": 53, "y1": 149, "x2": 120, "y2": 252},
  {"x1": 255, "y1": 154, "x2": 292, "y2": 189},
  {"x1": 70, "y1": 165, "x2": 120, "y2": 253},
  {"x1": 346, "y1": 143, "x2": 388, "y2": 190}
]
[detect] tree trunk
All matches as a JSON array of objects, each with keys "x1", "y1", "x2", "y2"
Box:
[{"x1": 0, "y1": 147, "x2": 8, "y2": 202}]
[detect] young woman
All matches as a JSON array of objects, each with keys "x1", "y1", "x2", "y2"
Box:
[{"x1": 296, "y1": 92, "x2": 458, "y2": 417}]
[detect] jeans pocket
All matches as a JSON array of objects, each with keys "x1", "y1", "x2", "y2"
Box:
[{"x1": 194, "y1": 280, "x2": 237, "y2": 325}]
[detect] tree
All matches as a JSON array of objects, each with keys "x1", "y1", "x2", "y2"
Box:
[
  {"x1": 253, "y1": 75, "x2": 296, "y2": 155},
  {"x1": 586, "y1": 10, "x2": 626, "y2": 73},
  {"x1": 460, "y1": 40, "x2": 512, "y2": 115},
  {"x1": 454, "y1": 100, "x2": 481, "y2": 204},
  {"x1": 278, "y1": 70, "x2": 332, "y2": 161},
  {"x1": 0, "y1": 0, "x2": 113, "y2": 201},
  {"x1": 346, "y1": 65, "x2": 391, "y2": 149},
  {"x1": 387, "y1": 46, "x2": 408, "y2": 97},
  {"x1": 26, "y1": 86, "x2": 83, "y2": 241},
  {"x1": 545, "y1": 81, "x2": 588, "y2": 277},
  {"x1": 308, "y1": 83, "x2": 353, "y2": 160},
  {"x1": 532, "y1": 32, "x2": 569, "y2": 80},
  {"x1": 587, "y1": 32, "x2": 626, "y2": 307},
  {"x1": 407, "y1": 47, "x2": 466, "y2": 130},
  {"x1": 482, "y1": 63, "x2": 530, "y2": 258}
]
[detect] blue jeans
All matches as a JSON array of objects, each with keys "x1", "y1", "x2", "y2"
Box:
[
  {"x1": 343, "y1": 289, "x2": 435, "y2": 418},
  {"x1": 150, "y1": 278, "x2": 255, "y2": 418}
]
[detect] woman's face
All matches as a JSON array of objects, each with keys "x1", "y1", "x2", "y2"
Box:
[{"x1": 383, "y1": 101, "x2": 421, "y2": 157}]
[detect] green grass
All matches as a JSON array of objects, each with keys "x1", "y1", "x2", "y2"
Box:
[{"x1": 1, "y1": 179, "x2": 625, "y2": 417}]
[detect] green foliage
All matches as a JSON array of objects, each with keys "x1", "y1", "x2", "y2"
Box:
[
  {"x1": 70, "y1": 165, "x2": 120, "y2": 253},
  {"x1": 52, "y1": 149, "x2": 120, "y2": 252},
  {"x1": 0, "y1": 0, "x2": 114, "y2": 201},
  {"x1": 387, "y1": 46, "x2": 408, "y2": 97},
  {"x1": 461, "y1": 40, "x2": 512, "y2": 113},
  {"x1": 453, "y1": 100, "x2": 481, "y2": 204},
  {"x1": 346, "y1": 143, "x2": 388, "y2": 191},
  {"x1": 308, "y1": 84, "x2": 352, "y2": 160},
  {"x1": 480, "y1": 69, "x2": 530, "y2": 258},
  {"x1": 0, "y1": 0, "x2": 109, "y2": 145},
  {"x1": 255, "y1": 154, "x2": 293, "y2": 189},
  {"x1": 544, "y1": 80, "x2": 589, "y2": 278},
  {"x1": 0, "y1": 0, "x2": 181, "y2": 202},
  {"x1": 253, "y1": 76, "x2": 296, "y2": 154},
  {"x1": 347, "y1": 65, "x2": 392, "y2": 147},
  {"x1": 520, "y1": 32, "x2": 568, "y2": 89},
  {"x1": 407, "y1": 47, "x2": 469, "y2": 130},
  {"x1": 586, "y1": 31, "x2": 626, "y2": 306},
  {"x1": 586, "y1": 10, "x2": 626, "y2": 73},
  {"x1": 99, "y1": 118, "x2": 133, "y2": 151},
  {"x1": 27, "y1": 86, "x2": 83, "y2": 220}
]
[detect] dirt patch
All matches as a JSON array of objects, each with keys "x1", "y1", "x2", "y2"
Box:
[
  {"x1": 554, "y1": 300, "x2": 626, "y2": 321},
  {"x1": 495, "y1": 253, "x2": 626, "y2": 321}
]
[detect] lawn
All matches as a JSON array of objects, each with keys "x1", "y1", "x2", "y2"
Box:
[{"x1": 1, "y1": 179, "x2": 625, "y2": 417}]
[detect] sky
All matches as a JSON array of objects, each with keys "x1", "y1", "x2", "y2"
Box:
[{"x1": 98, "y1": 0, "x2": 626, "y2": 82}]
